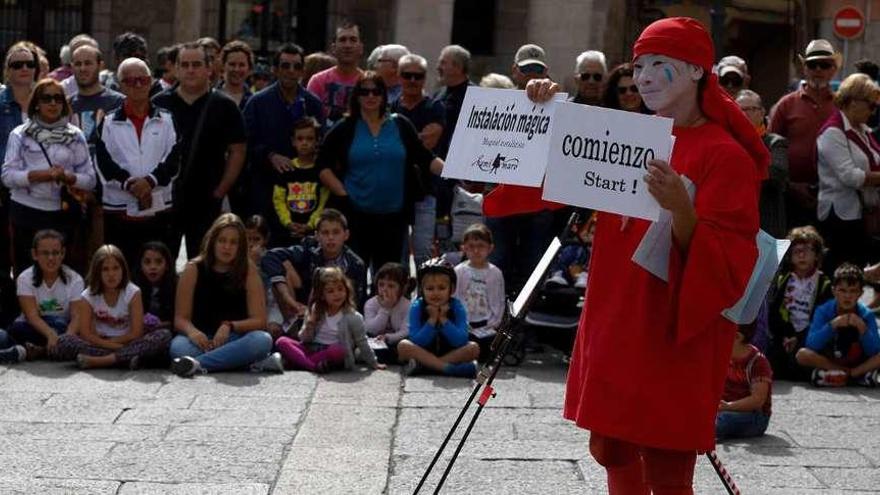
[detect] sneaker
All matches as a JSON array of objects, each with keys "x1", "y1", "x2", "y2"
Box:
[
  {"x1": 545, "y1": 271, "x2": 569, "y2": 287},
  {"x1": 812, "y1": 369, "x2": 848, "y2": 387},
  {"x1": 250, "y1": 352, "x2": 285, "y2": 373},
  {"x1": 403, "y1": 358, "x2": 422, "y2": 376},
  {"x1": 170, "y1": 356, "x2": 204, "y2": 377},
  {"x1": 444, "y1": 360, "x2": 477, "y2": 378},
  {"x1": 0, "y1": 345, "x2": 25, "y2": 365},
  {"x1": 859, "y1": 370, "x2": 880, "y2": 387},
  {"x1": 574, "y1": 271, "x2": 588, "y2": 289}
]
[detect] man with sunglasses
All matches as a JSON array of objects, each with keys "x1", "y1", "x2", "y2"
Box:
[
  {"x1": 572, "y1": 50, "x2": 607, "y2": 106},
  {"x1": 511, "y1": 44, "x2": 549, "y2": 89},
  {"x1": 717, "y1": 55, "x2": 750, "y2": 97},
  {"x1": 770, "y1": 39, "x2": 841, "y2": 230},
  {"x1": 243, "y1": 43, "x2": 324, "y2": 218}
]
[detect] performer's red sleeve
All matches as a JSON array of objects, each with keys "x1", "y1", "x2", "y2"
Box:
[{"x1": 668, "y1": 142, "x2": 759, "y2": 344}]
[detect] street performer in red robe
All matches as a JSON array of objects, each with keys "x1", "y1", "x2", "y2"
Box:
[{"x1": 527, "y1": 18, "x2": 770, "y2": 493}]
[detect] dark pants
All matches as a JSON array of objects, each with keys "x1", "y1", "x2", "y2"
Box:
[
  {"x1": 172, "y1": 198, "x2": 223, "y2": 261},
  {"x1": 486, "y1": 210, "x2": 555, "y2": 295},
  {"x1": 347, "y1": 208, "x2": 407, "y2": 274},
  {"x1": 820, "y1": 208, "x2": 868, "y2": 273},
  {"x1": 9, "y1": 202, "x2": 69, "y2": 277},
  {"x1": 8, "y1": 315, "x2": 68, "y2": 346},
  {"x1": 104, "y1": 209, "x2": 177, "y2": 270}
]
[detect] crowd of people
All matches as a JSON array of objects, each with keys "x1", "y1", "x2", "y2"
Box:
[{"x1": 0, "y1": 20, "x2": 878, "y2": 437}]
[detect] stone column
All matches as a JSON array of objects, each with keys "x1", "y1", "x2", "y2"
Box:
[
  {"x1": 175, "y1": 0, "x2": 204, "y2": 43},
  {"x1": 526, "y1": 0, "x2": 601, "y2": 93},
  {"x1": 392, "y1": 0, "x2": 455, "y2": 88}
]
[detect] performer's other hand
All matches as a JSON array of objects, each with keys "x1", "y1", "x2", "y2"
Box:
[
  {"x1": 645, "y1": 159, "x2": 690, "y2": 214},
  {"x1": 525, "y1": 79, "x2": 559, "y2": 104}
]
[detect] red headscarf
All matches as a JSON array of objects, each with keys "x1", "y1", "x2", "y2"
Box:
[{"x1": 633, "y1": 17, "x2": 770, "y2": 180}]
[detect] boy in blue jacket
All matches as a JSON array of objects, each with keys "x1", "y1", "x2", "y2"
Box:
[{"x1": 796, "y1": 263, "x2": 880, "y2": 387}]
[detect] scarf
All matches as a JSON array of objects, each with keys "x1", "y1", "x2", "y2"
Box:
[
  {"x1": 23, "y1": 117, "x2": 78, "y2": 146},
  {"x1": 632, "y1": 17, "x2": 770, "y2": 181}
]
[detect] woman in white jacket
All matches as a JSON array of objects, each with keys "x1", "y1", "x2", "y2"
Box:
[
  {"x1": 816, "y1": 73, "x2": 880, "y2": 272},
  {"x1": 1, "y1": 78, "x2": 94, "y2": 275},
  {"x1": 95, "y1": 58, "x2": 180, "y2": 269}
]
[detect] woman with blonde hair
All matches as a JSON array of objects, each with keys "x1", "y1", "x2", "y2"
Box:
[{"x1": 816, "y1": 72, "x2": 880, "y2": 272}]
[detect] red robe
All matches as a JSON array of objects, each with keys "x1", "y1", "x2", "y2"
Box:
[{"x1": 563, "y1": 123, "x2": 759, "y2": 452}]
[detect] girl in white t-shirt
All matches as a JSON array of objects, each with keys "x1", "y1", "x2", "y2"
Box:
[
  {"x1": 50, "y1": 245, "x2": 172, "y2": 369},
  {"x1": 1, "y1": 229, "x2": 84, "y2": 363}
]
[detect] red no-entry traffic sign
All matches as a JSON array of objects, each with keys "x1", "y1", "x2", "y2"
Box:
[{"x1": 834, "y1": 6, "x2": 865, "y2": 40}]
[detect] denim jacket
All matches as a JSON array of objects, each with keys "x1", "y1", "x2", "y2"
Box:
[{"x1": 0, "y1": 87, "x2": 23, "y2": 159}]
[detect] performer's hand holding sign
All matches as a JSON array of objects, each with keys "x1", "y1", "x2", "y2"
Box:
[{"x1": 645, "y1": 159, "x2": 697, "y2": 250}]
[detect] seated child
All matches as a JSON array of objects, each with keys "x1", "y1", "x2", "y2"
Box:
[
  {"x1": 270, "y1": 117, "x2": 328, "y2": 247},
  {"x1": 397, "y1": 258, "x2": 481, "y2": 378},
  {"x1": 262, "y1": 208, "x2": 367, "y2": 317},
  {"x1": 364, "y1": 262, "x2": 411, "y2": 363},
  {"x1": 132, "y1": 241, "x2": 177, "y2": 330},
  {"x1": 454, "y1": 223, "x2": 505, "y2": 341},
  {"x1": 767, "y1": 226, "x2": 832, "y2": 380},
  {"x1": 796, "y1": 263, "x2": 880, "y2": 387},
  {"x1": 545, "y1": 211, "x2": 595, "y2": 289},
  {"x1": 716, "y1": 323, "x2": 772, "y2": 439},
  {"x1": 50, "y1": 245, "x2": 172, "y2": 369},
  {"x1": 0, "y1": 230, "x2": 84, "y2": 363},
  {"x1": 245, "y1": 215, "x2": 286, "y2": 338},
  {"x1": 275, "y1": 267, "x2": 384, "y2": 373}
]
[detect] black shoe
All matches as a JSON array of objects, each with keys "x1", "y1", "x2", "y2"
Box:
[{"x1": 170, "y1": 356, "x2": 203, "y2": 377}]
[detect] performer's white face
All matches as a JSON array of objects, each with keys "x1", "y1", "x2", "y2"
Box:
[{"x1": 633, "y1": 54, "x2": 702, "y2": 116}]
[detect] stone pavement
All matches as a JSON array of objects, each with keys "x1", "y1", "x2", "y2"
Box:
[{"x1": 0, "y1": 351, "x2": 878, "y2": 494}]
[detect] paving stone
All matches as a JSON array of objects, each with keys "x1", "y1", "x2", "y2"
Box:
[
  {"x1": 165, "y1": 425, "x2": 295, "y2": 445},
  {"x1": 401, "y1": 389, "x2": 531, "y2": 408},
  {"x1": 713, "y1": 445, "x2": 873, "y2": 468},
  {"x1": 810, "y1": 467, "x2": 880, "y2": 491},
  {"x1": 119, "y1": 482, "x2": 269, "y2": 494},
  {"x1": 189, "y1": 393, "x2": 310, "y2": 411},
  {"x1": 273, "y1": 470, "x2": 387, "y2": 495},
  {"x1": 116, "y1": 405, "x2": 304, "y2": 427},
  {"x1": 43, "y1": 392, "x2": 194, "y2": 410},
  {"x1": 156, "y1": 373, "x2": 315, "y2": 398},
  {"x1": 0, "y1": 422, "x2": 165, "y2": 443},
  {"x1": 0, "y1": 477, "x2": 120, "y2": 494},
  {"x1": 0, "y1": 403, "x2": 122, "y2": 424}
]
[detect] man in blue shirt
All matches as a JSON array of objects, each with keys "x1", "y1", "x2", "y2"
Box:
[{"x1": 243, "y1": 43, "x2": 324, "y2": 218}]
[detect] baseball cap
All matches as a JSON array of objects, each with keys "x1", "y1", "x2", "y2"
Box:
[
  {"x1": 717, "y1": 55, "x2": 747, "y2": 78},
  {"x1": 515, "y1": 44, "x2": 547, "y2": 68}
]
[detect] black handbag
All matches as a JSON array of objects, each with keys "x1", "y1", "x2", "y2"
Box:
[{"x1": 36, "y1": 141, "x2": 86, "y2": 225}]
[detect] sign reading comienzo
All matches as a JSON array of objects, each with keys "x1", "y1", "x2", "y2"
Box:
[
  {"x1": 542, "y1": 102, "x2": 674, "y2": 221},
  {"x1": 442, "y1": 87, "x2": 559, "y2": 187}
]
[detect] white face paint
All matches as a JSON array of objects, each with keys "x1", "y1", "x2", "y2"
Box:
[{"x1": 632, "y1": 54, "x2": 702, "y2": 116}]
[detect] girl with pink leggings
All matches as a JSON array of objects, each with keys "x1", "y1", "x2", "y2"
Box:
[{"x1": 276, "y1": 267, "x2": 384, "y2": 373}]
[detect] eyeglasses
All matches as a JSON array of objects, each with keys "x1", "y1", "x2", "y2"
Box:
[
  {"x1": 401, "y1": 71, "x2": 426, "y2": 81},
  {"x1": 121, "y1": 76, "x2": 151, "y2": 87},
  {"x1": 278, "y1": 61, "x2": 304, "y2": 71},
  {"x1": 805, "y1": 60, "x2": 834, "y2": 71},
  {"x1": 519, "y1": 63, "x2": 546, "y2": 75},
  {"x1": 38, "y1": 94, "x2": 65, "y2": 105},
  {"x1": 8, "y1": 60, "x2": 36, "y2": 70},
  {"x1": 720, "y1": 75, "x2": 744, "y2": 87},
  {"x1": 617, "y1": 85, "x2": 638, "y2": 95},
  {"x1": 37, "y1": 250, "x2": 62, "y2": 258},
  {"x1": 579, "y1": 72, "x2": 603, "y2": 82},
  {"x1": 356, "y1": 87, "x2": 383, "y2": 97}
]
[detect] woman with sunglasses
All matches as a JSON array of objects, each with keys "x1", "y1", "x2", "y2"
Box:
[
  {"x1": 816, "y1": 73, "x2": 880, "y2": 275},
  {"x1": 602, "y1": 63, "x2": 651, "y2": 114},
  {"x1": 0, "y1": 42, "x2": 42, "y2": 285},
  {"x1": 1, "y1": 78, "x2": 94, "y2": 275},
  {"x1": 318, "y1": 71, "x2": 444, "y2": 274}
]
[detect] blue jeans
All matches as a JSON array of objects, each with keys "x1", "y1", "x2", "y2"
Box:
[
  {"x1": 169, "y1": 331, "x2": 273, "y2": 372},
  {"x1": 715, "y1": 410, "x2": 770, "y2": 439},
  {"x1": 0, "y1": 329, "x2": 12, "y2": 349},
  {"x1": 8, "y1": 315, "x2": 69, "y2": 345},
  {"x1": 405, "y1": 195, "x2": 436, "y2": 267}
]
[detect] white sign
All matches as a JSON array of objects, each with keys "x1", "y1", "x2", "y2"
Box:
[
  {"x1": 442, "y1": 88, "x2": 558, "y2": 187},
  {"x1": 542, "y1": 102, "x2": 674, "y2": 221}
]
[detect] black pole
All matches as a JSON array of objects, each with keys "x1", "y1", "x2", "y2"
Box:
[{"x1": 711, "y1": 0, "x2": 726, "y2": 59}]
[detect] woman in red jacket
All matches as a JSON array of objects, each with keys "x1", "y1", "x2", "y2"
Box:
[{"x1": 528, "y1": 17, "x2": 769, "y2": 493}]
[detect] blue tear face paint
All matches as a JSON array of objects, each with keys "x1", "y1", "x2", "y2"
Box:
[{"x1": 632, "y1": 54, "x2": 693, "y2": 115}]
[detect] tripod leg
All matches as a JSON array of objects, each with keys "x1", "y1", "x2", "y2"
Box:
[
  {"x1": 412, "y1": 379, "x2": 486, "y2": 494},
  {"x1": 706, "y1": 451, "x2": 740, "y2": 495},
  {"x1": 432, "y1": 389, "x2": 494, "y2": 495}
]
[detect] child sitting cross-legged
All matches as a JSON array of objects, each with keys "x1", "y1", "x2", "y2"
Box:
[
  {"x1": 50, "y1": 245, "x2": 172, "y2": 369},
  {"x1": 364, "y1": 262, "x2": 412, "y2": 364},
  {"x1": 716, "y1": 322, "x2": 773, "y2": 440},
  {"x1": 796, "y1": 263, "x2": 880, "y2": 387},
  {"x1": 275, "y1": 267, "x2": 384, "y2": 373},
  {"x1": 397, "y1": 258, "x2": 481, "y2": 378}
]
